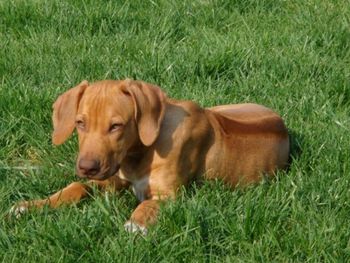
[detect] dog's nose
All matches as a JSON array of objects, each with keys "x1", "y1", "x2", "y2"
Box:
[{"x1": 78, "y1": 159, "x2": 101, "y2": 176}]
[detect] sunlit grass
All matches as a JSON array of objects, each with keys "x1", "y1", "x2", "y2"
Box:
[{"x1": 0, "y1": 0, "x2": 349, "y2": 261}]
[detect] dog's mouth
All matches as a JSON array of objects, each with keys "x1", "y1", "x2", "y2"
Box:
[{"x1": 77, "y1": 164, "x2": 121, "y2": 180}]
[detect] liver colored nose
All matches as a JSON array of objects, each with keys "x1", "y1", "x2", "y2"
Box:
[{"x1": 78, "y1": 159, "x2": 100, "y2": 176}]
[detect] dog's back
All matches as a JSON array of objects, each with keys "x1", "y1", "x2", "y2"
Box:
[{"x1": 204, "y1": 103, "x2": 290, "y2": 186}]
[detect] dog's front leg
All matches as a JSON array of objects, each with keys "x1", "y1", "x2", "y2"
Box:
[
  {"x1": 10, "y1": 175, "x2": 129, "y2": 217},
  {"x1": 124, "y1": 199, "x2": 162, "y2": 235}
]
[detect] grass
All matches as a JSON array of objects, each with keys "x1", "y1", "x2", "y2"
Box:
[{"x1": 0, "y1": 0, "x2": 350, "y2": 261}]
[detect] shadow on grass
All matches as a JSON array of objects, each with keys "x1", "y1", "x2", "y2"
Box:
[{"x1": 287, "y1": 129, "x2": 304, "y2": 168}]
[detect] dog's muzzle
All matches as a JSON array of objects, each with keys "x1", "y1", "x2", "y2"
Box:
[{"x1": 77, "y1": 160, "x2": 120, "y2": 180}]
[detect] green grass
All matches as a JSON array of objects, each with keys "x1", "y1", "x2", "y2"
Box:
[{"x1": 1, "y1": 0, "x2": 350, "y2": 261}]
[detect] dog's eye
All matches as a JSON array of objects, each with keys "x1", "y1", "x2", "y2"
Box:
[
  {"x1": 76, "y1": 120, "x2": 85, "y2": 130},
  {"x1": 109, "y1": 123, "x2": 123, "y2": 132}
]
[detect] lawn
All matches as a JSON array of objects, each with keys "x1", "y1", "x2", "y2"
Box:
[{"x1": 1, "y1": 0, "x2": 350, "y2": 261}]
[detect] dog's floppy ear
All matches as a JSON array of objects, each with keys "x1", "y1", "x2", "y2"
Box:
[
  {"x1": 52, "y1": 80, "x2": 89, "y2": 145},
  {"x1": 123, "y1": 80, "x2": 166, "y2": 146}
]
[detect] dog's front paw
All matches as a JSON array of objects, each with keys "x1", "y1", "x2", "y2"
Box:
[
  {"x1": 124, "y1": 220, "x2": 148, "y2": 235},
  {"x1": 9, "y1": 202, "x2": 29, "y2": 219}
]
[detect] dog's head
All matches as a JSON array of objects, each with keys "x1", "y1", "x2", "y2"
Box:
[{"x1": 52, "y1": 79, "x2": 166, "y2": 180}]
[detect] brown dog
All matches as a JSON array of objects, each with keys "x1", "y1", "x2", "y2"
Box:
[{"x1": 11, "y1": 79, "x2": 289, "y2": 234}]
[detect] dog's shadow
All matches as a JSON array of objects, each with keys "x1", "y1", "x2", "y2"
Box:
[{"x1": 287, "y1": 129, "x2": 304, "y2": 169}]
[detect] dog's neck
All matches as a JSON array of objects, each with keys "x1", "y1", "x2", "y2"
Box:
[
  {"x1": 123, "y1": 140, "x2": 151, "y2": 168},
  {"x1": 119, "y1": 141, "x2": 154, "y2": 181}
]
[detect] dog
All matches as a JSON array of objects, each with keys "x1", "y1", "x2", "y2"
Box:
[{"x1": 11, "y1": 79, "x2": 289, "y2": 234}]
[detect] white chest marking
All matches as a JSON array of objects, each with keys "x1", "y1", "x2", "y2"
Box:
[{"x1": 132, "y1": 177, "x2": 149, "y2": 202}]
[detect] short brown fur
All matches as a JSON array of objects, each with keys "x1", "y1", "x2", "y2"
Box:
[{"x1": 12, "y1": 80, "x2": 289, "y2": 230}]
